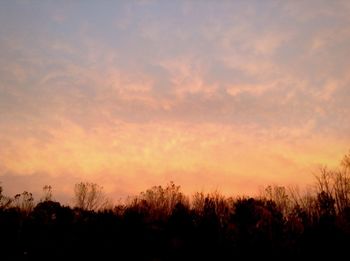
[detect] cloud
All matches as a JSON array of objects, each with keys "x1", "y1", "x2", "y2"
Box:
[
  {"x1": 1, "y1": 116, "x2": 348, "y2": 202},
  {"x1": 1, "y1": 1, "x2": 350, "y2": 202},
  {"x1": 159, "y1": 57, "x2": 218, "y2": 99},
  {"x1": 226, "y1": 82, "x2": 277, "y2": 97},
  {"x1": 314, "y1": 79, "x2": 339, "y2": 102},
  {"x1": 253, "y1": 32, "x2": 291, "y2": 55}
]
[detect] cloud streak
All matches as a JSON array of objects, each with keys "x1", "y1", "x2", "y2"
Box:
[{"x1": 0, "y1": 1, "x2": 349, "y2": 201}]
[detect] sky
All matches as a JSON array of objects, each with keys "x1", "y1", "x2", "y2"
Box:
[{"x1": 0, "y1": 0, "x2": 349, "y2": 203}]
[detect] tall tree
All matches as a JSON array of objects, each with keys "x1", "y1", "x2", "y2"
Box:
[{"x1": 74, "y1": 182, "x2": 109, "y2": 211}]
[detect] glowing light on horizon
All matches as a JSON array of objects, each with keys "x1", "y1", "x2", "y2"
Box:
[{"x1": 0, "y1": 1, "x2": 349, "y2": 201}]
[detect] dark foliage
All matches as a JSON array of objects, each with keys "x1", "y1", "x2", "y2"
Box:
[
  {"x1": 0, "y1": 189, "x2": 349, "y2": 260},
  {"x1": 1, "y1": 152, "x2": 350, "y2": 260}
]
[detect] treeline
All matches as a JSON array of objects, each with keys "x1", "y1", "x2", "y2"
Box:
[{"x1": 1, "y1": 153, "x2": 350, "y2": 260}]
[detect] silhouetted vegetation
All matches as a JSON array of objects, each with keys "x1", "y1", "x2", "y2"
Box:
[{"x1": 1, "y1": 152, "x2": 350, "y2": 260}]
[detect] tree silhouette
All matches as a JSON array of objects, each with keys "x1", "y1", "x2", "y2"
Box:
[
  {"x1": 13, "y1": 191, "x2": 34, "y2": 215},
  {"x1": 41, "y1": 185, "x2": 53, "y2": 202},
  {"x1": 1, "y1": 151, "x2": 350, "y2": 260},
  {"x1": 73, "y1": 182, "x2": 109, "y2": 211},
  {"x1": 132, "y1": 181, "x2": 188, "y2": 221},
  {"x1": 0, "y1": 184, "x2": 12, "y2": 209}
]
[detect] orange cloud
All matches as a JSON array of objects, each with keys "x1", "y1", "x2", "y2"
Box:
[
  {"x1": 1, "y1": 0, "x2": 350, "y2": 204},
  {"x1": 1, "y1": 118, "x2": 348, "y2": 202},
  {"x1": 159, "y1": 57, "x2": 218, "y2": 99}
]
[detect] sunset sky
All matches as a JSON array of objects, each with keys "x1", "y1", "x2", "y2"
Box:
[{"x1": 0, "y1": 0, "x2": 349, "y2": 203}]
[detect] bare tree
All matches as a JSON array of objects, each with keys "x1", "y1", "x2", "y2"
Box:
[
  {"x1": 74, "y1": 182, "x2": 110, "y2": 211},
  {"x1": 192, "y1": 191, "x2": 206, "y2": 215},
  {"x1": 261, "y1": 185, "x2": 291, "y2": 216},
  {"x1": 41, "y1": 185, "x2": 53, "y2": 202},
  {"x1": 332, "y1": 169, "x2": 350, "y2": 213},
  {"x1": 132, "y1": 181, "x2": 188, "y2": 220},
  {"x1": 341, "y1": 150, "x2": 350, "y2": 170},
  {"x1": 0, "y1": 184, "x2": 12, "y2": 209},
  {"x1": 314, "y1": 166, "x2": 333, "y2": 196},
  {"x1": 13, "y1": 191, "x2": 34, "y2": 215},
  {"x1": 192, "y1": 190, "x2": 232, "y2": 227},
  {"x1": 312, "y1": 157, "x2": 350, "y2": 215}
]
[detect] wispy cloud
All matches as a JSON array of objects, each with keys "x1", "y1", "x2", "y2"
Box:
[{"x1": 0, "y1": 1, "x2": 349, "y2": 201}]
